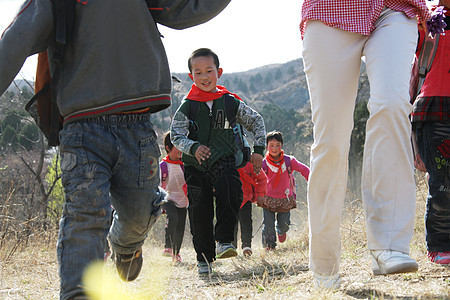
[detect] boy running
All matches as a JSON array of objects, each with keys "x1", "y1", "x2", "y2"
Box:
[{"x1": 170, "y1": 48, "x2": 266, "y2": 274}]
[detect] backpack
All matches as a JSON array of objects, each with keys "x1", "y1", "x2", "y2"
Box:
[
  {"x1": 160, "y1": 160, "x2": 187, "y2": 196},
  {"x1": 187, "y1": 94, "x2": 251, "y2": 168},
  {"x1": 409, "y1": 33, "x2": 440, "y2": 103},
  {"x1": 25, "y1": 0, "x2": 75, "y2": 146},
  {"x1": 160, "y1": 160, "x2": 185, "y2": 183},
  {"x1": 262, "y1": 155, "x2": 297, "y2": 199}
]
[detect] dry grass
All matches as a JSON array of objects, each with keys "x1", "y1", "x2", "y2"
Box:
[{"x1": 1, "y1": 171, "x2": 449, "y2": 299}]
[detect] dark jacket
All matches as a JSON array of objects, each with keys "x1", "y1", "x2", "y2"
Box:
[{"x1": 171, "y1": 94, "x2": 266, "y2": 172}]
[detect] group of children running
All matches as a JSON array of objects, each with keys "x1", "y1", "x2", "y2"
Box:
[
  {"x1": 160, "y1": 48, "x2": 310, "y2": 274},
  {"x1": 159, "y1": 43, "x2": 450, "y2": 276}
]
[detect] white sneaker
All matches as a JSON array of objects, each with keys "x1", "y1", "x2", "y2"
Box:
[
  {"x1": 371, "y1": 250, "x2": 418, "y2": 275},
  {"x1": 313, "y1": 272, "x2": 341, "y2": 290}
]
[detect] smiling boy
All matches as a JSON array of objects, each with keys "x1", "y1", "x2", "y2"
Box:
[{"x1": 170, "y1": 48, "x2": 266, "y2": 274}]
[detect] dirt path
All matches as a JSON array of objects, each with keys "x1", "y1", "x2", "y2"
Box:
[{"x1": 1, "y1": 238, "x2": 449, "y2": 299}]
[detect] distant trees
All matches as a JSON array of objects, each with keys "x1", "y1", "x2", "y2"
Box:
[
  {"x1": 0, "y1": 111, "x2": 41, "y2": 152},
  {"x1": 260, "y1": 103, "x2": 313, "y2": 162},
  {"x1": 19, "y1": 123, "x2": 40, "y2": 150}
]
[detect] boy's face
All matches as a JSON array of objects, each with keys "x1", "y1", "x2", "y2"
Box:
[
  {"x1": 167, "y1": 145, "x2": 182, "y2": 161},
  {"x1": 188, "y1": 55, "x2": 223, "y2": 93},
  {"x1": 267, "y1": 139, "x2": 282, "y2": 159}
]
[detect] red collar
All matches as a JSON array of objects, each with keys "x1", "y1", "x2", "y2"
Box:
[
  {"x1": 187, "y1": 84, "x2": 242, "y2": 102},
  {"x1": 162, "y1": 155, "x2": 183, "y2": 165}
]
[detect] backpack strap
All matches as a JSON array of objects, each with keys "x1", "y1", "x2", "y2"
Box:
[
  {"x1": 415, "y1": 34, "x2": 440, "y2": 99},
  {"x1": 262, "y1": 159, "x2": 268, "y2": 174},
  {"x1": 53, "y1": 0, "x2": 75, "y2": 64},
  {"x1": 284, "y1": 155, "x2": 292, "y2": 174},
  {"x1": 160, "y1": 161, "x2": 168, "y2": 183},
  {"x1": 284, "y1": 155, "x2": 296, "y2": 199},
  {"x1": 49, "y1": 0, "x2": 76, "y2": 146},
  {"x1": 224, "y1": 94, "x2": 237, "y2": 127},
  {"x1": 224, "y1": 94, "x2": 245, "y2": 152},
  {"x1": 187, "y1": 99, "x2": 200, "y2": 133}
]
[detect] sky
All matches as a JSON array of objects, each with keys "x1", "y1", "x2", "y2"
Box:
[{"x1": 0, "y1": 0, "x2": 304, "y2": 81}]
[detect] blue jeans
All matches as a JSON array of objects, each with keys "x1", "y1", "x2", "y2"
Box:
[
  {"x1": 57, "y1": 113, "x2": 163, "y2": 300},
  {"x1": 262, "y1": 209, "x2": 290, "y2": 249},
  {"x1": 415, "y1": 121, "x2": 450, "y2": 252}
]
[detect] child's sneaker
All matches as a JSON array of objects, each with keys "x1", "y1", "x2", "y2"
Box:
[
  {"x1": 428, "y1": 251, "x2": 450, "y2": 265},
  {"x1": 216, "y1": 242, "x2": 237, "y2": 259},
  {"x1": 162, "y1": 248, "x2": 173, "y2": 257},
  {"x1": 172, "y1": 253, "x2": 182, "y2": 263},
  {"x1": 242, "y1": 247, "x2": 252, "y2": 257},
  {"x1": 278, "y1": 233, "x2": 287, "y2": 243},
  {"x1": 197, "y1": 261, "x2": 212, "y2": 275},
  {"x1": 114, "y1": 248, "x2": 143, "y2": 282},
  {"x1": 69, "y1": 293, "x2": 89, "y2": 300}
]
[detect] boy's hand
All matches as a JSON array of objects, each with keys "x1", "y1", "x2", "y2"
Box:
[
  {"x1": 256, "y1": 196, "x2": 265, "y2": 207},
  {"x1": 418, "y1": 20, "x2": 427, "y2": 31},
  {"x1": 250, "y1": 153, "x2": 263, "y2": 174},
  {"x1": 414, "y1": 153, "x2": 427, "y2": 172},
  {"x1": 195, "y1": 145, "x2": 211, "y2": 164}
]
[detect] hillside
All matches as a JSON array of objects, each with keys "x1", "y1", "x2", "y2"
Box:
[
  {"x1": 3, "y1": 58, "x2": 370, "y2": 122},
  {"x1": 171, "y1": 58, "x2": 369, "y2": 111}
]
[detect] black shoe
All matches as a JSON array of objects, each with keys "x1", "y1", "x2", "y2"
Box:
[
  {"x1": 69, "y1": 294, "x2": 89, "y2": 300},
  {"x1": 114, "y1": 248, "x2": 143, "y2": 281}
]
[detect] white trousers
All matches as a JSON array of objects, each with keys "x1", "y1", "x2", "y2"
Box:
[{"x1": 302, "y1": 9, "x2": 418, "y2": 275}]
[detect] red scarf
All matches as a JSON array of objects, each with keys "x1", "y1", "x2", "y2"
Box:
[
  {"x1": 187, "y1": 84, "x2": 242, "y2": 102},
  {"x1": 265, "y1": 150, "x2": 285, "y2": 187},
  {"x1": 162, "y1": 155, "x2": 183, "y2": 165}
]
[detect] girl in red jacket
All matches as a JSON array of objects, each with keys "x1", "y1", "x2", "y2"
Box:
[
  {"x1": 233, "y1": 162, "x2": 267, "y2": 257},
  {"x1": 412, "y1": 1, "x2": 450, "y2": 265}
]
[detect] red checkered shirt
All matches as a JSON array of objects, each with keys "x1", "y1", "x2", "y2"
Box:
[{"x1": 300, "y1": 0, "x2": 431, "y2": 38}]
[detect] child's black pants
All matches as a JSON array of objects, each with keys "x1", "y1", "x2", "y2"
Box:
[{"x1": 184, "y1": 156, "x2": 242, "y2": 263}]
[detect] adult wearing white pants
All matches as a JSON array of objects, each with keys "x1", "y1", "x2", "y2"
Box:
[{"x1": 300, "y1": 1, "x2": 430, "y2": 290}]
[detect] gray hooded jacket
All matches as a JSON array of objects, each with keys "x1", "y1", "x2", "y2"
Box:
[{"x1": 0, "y1": 0, "x2": 230, "y2": 122}]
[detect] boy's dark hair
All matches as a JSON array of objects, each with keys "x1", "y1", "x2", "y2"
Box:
[
  {"x1": 164, "y1": 131, "x2": 174, "y2": 153},
  {"x1": 266, "y1": 131, "x2": 283, "y2": 145},
  {"x1": 188, "y1": 48, "x2": 220, "y2": 73}
]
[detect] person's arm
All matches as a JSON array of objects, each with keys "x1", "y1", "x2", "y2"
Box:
[
  {"x1": 291, "y1": 157, "x2": 310, "y2": 181},
  {"x1": 170, "y1": 100, "x2": 210, "y2": 164},
  {"x1": 153, "y1": 0, "x2": 231, "y2": 30},
  {"x1": 0, "y1": 0, "x2": 53, "y2": 96},
  {"x1": 411, "y1": 130, "x2": 427, "y2": 172},
  {"x1": 170, "y1": 101, "x2": 199, "y2": 155},
  {"x1": 235, "y1": 100, "x2": 266, "y2": 173}
]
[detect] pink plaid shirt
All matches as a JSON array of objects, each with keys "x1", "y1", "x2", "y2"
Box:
[{"x1": 300, "y1": 0, "x2": 431, "y2": 38}]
